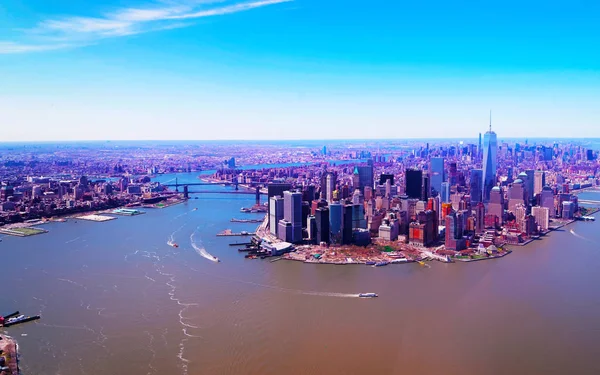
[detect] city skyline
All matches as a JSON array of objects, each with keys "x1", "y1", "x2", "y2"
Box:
[{"x1": 2, "y1": 0, "x2": 600, "y2": 141}]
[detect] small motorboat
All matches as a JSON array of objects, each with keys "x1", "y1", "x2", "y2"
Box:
[
  {"x1": 172, "y1": 243, "x2": 179, "y2": 248},
  {"x1": 359, "y1": 293, "x2": 378, "y2": 298}
]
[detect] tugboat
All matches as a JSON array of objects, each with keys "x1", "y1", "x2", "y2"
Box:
[
  {"x1": 359, "y1": 293, "x2": 378, "y2": 298},
  {"x1": 172, "y1": 243, "x2": 179, "y2": 248}
]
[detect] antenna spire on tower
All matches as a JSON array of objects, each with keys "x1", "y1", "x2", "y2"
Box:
[{"x1": 489, "y1": 109, "x2": 492, "y2": 132}]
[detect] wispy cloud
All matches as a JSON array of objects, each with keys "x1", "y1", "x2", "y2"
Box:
[{"x1": 1, "y1": 0, "x2": 292, "y2": 54}]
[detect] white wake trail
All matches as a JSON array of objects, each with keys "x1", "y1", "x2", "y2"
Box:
[{"x1": 190, "y1": 229, "x2": 219, "y2": 263}]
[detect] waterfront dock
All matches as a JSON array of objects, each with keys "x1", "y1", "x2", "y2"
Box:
[
  {"x1": 217, "y1": 229, "x2": 256, "y2": 237},
  {"x1": 230, "y1": 218, "x2": 264, "y2": 223},
  {"x1": 76, "y1": 214, "x2": 116, "y2": 222}
]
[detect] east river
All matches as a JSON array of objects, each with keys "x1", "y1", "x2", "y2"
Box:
[{"x1": 1, "y1": 174, "x2": 600, "y2": 374}]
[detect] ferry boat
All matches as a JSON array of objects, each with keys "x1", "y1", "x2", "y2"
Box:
[
  {"x1": 359, "y1": 293, "x2": 378, "y2": 298},
  {"x1": 374, "y1": 261, "x2": 389, "y2": 267},
  {"x1": 365, "y1": 261, "x2": 376, "y2": 265},
  {"x1": 192, "y1": 208, "x2": 198, "y2": 211}
]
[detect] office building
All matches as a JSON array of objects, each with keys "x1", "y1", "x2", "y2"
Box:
[
  {"x1": 525, "y1": 170, "x2": 535, "y2": 201},
  {"x1": 269, "y1": 196, "x2": 284, "y2": 236},
  {"x1": 541, "y1": 186, "x2": 555, "y2": 217},
  {"x1": 325, "y1": 172, "x2": 337, "y2": 203},
  {"x1": 508, "y1": 179, "x2": 526, "y2": 214},
  {"x1": 315, "y1": 208, "x2": 330, "y2": 244},
  {"x1": 283, "y1": 191, "x2": 302, "y2": 243},
  {"x1": 405, "y1": 169, "x2": 422, "y2": 199},
  {"x1": 445, "y1": 211, "x2": 466, "y2": 251},
  {"x1": 268, "y1": 183, "x2": 292, "y2": 226},
  {"x1": 532, "y1": 206, "x2": 550, "y2": 231},
  {"x1": 421, "y1": 175, "x2": 430, "y2": 201},
  {"x1": 329, "y1": 203, "x2": 343, "y2": 244},
  {"x1": 430, "y1": 157, "x2": 445, "y2": 195},
  {"x1": 482, "y1": 116, "x2": 498, "y2": 202},
  {"x1": 470, "y1": 169, "x2": 483, "y2": 206},
  {"x1": 440, "y1": 182, "x2": 450, "y2": 203},
  {"x1": 355, "y1": 162, "x2": 374, "y2": 193},
  {"x1": 534, "y1": 171, "x2": 545, "y2": 196},
  {"x1": 488, "y1": 186, "x2": 504, "y2": 225},
  {"x1": 343, "y1": 205, "x2": 353, "y2": 244},
  {"x1": 475, "y1": 202, "x2": 485, "y2": 233}
]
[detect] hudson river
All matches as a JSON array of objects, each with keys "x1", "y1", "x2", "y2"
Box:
[{"x1": 1, "y1": 174, "x2": 600, "y2": 374}]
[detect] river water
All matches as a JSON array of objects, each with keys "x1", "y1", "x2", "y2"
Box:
[{"x1": 1, "y1": 174, "x2": 600, "y2": 375}]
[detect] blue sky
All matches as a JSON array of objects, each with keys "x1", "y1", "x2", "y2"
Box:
[{"x1": 1, "y1": 0, "x2": 599, "y2": 141}]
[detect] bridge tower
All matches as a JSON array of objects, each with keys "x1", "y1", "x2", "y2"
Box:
[
  {"x1": 255, "y1": 186, "x2": 261, "y2": 205},
  {"x1": 175, "y1": 178, "x2": 179, "y2": 192},
  {"x1": 183, "y1": 185, "x2": 189, "y2": 200},
  {"x1": 234, "y1": 179, "x2": 239, "y2": 191}
]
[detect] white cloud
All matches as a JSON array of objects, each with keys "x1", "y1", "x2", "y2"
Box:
[
  {"x1": 0, "y1": 41, "x2": 74, "y2": 54},
  {"x1": 1, "y1": 0, "x2": 292, "y2": 54}
]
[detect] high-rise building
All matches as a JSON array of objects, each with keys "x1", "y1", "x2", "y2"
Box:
[
  {"x1": 470, "y1": 169, "x2": 483, "y2": 206},
  {"x1": 307, "y1": 215, "x2": 317, "y2": 242},
  {"x1": 440, "y1": 182, "x2": 450, "y2": 203},
  {"x1": 488, "y1": 186, "x2": 504, "y2": 225},
  {"x1": 531, "y1": 206, "x2": 549, "y2": 231},
  {"x1": 421, "y1": 175, "x2": 430, "y2": 201},
  {"x1": 475, "y1": 202, "x2": 485, "y2": 233},
  {"x1": 325, "y1": 172, "x2": 337, "y2": 203},
  {"x1": 445, "y1": 211, "x2": 466, "y2": 250},
  {"x1": 343, "y1": 205, "x2": 353, "y2": 244},
  {"x1": 482, "y1": 115, "x2": 498, "y2": 202},
  {"x1": 315, "y1": 208, "x2": 330, "y2": 244},
  {"x1": 508, "y1": 179, "x2": 526, "y2": 213},
  {"x1": 430, "y1": 157, "x2": 445, "y2": 195},
  {"x1": 268, "y1": 183, "x2": 292, "y2": 227},
  {"x1": 329, "y1": 203, "x2": 343, "y2": 244},
  {"x1": 525, "y1": 170, "x2": 535, "y2": 202},
  {"x1": 534, "y1": 171, "x2": 545, "y2": 196},
  {"x1": 540, "y1": 186, "x2": 555, "y2": 217},
  {"x1": 283, "y1": 191, "x2": 303, "y2": 243},
  {"x1": 405, "y1": 169, "x2": 422, "y2": 199},
  {"x1": 355, "y1": 161, "x2": 374, "y2": 193},
  {"x1": 269, "y1": 196, "x2": 284, "y2": 236}
]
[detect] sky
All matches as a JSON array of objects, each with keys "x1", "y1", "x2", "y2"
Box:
[{"x1": 1, "y1": 0, "x2": 599, "y2": 141}]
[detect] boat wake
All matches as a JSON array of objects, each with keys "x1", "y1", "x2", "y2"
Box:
[
  {"x1": 188, "y1": 268, "x2": 360, "y2": 298},
  {"x1": 569, "y1": 229, "x2": 596, "y2": 243},
  {"x1": 190, "y1": 229, "x2": 219, "y2": 263}
]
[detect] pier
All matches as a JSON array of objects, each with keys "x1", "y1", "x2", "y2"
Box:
[
  {"x1": 231, "y1": 218, "x2": 264, "y2": 223},
  {"x1": 217, "y1": 229, "x2": 256, "y2": 237}
]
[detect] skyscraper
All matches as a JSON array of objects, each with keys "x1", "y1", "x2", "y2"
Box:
[
  {"x1": 440, "y1": 182, "x2": 450, "y2": 203},
  {"x1": 534, "y1": 171, "x2": 545, "y2": 196},
  {"x1": 269, "y1": 196, "x2": 284, "y2": 236},
  {"x1": 488, "y1": 186, "x2": 504, "y2": 225},
  {"x1": 315, "y1": 207, "x2": 330, "y2": 244},
  {"x1": 482, "y1": 112, "x2": 498, "y2": 202},
  {"x1": 356, "y1": 162, "x2": 374, "y2": 193},
  {"x1": 430, "y1": 157, "x2": 445, "y2": 195},
  {"x1": 470, "y1": 169, "x2": 483, "y2": 206},
  {"x1": 325, "y1": 172, "x2": 336, "y2": 203},
  {"x1": 329, "y1": 203, "x2": 343, "y2": 244},
  {"x1": 283, "y1": 191, "x2": 302, "y2": 243},
  {"x1": 405, "y1": 169, "x2": 422, "y2": 199}
]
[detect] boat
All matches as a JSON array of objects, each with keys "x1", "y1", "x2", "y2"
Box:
[
  {"x1": 365, "y1": 261, "x2": 376, "y2": 265},
  {"x1": 417, "y1": 261, "x2": 426, "y2": 266},
  {"x1": 374, "y1": 261, "x2": 389, "y2": 267},
  {"x1": 3, "y1": 315, "x2": 41, "y2": 327},
  {"x1": 214, "y1": 257, "x2": 221, "y2": 262},
  {"x1": 240, "y1": 208, "x2": 251, "y2": 213},
  {"x1": 172, "y1": 243, "x2": 179, "y2": 248},
  {"x1": 359, "y1": 293, "x2": 378, "y2": 298},
  {"x1": 192, "y1": 208, "x2": 198, "y2": 211}
]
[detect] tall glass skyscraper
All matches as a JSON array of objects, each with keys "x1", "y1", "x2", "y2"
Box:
[
  {"x1": 470, "y1": 169, "x2": 483, "y2": 206},
  {"x1": 482, "y1": 124, "x2": 498, "y2": 202},
  {"x1": 430, "y1": 157, "x2": 445, "y2": 196}
]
